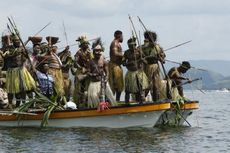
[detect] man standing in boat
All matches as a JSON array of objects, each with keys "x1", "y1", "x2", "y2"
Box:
[
  {"x1": 73, "y1": 36, "x2": 93, "y2": 107},
  {"x1": 1, "y1": 35, "x2": 12, "y2": 69},
  {"x1": 168, "y1": 61, "x2": 191, "y2": 98},
  {"x1": 87, "y1": 38, "x2": 116, "y2": 108},
  {"x1": 4, "y1": 34, "x2": 36, "y2": 109},
  {"x1": 123, "y1": 37, "x2": 149, "y2": 104},
  {"x1": 142, "y1": 31, "x2": 166, "y2": 102},
  {"x1": 108, "y1": 30, "x2": 124, "y2": 102},
  {"x1": 58, "y1": 45, "x2": 73, "y2": 102}
]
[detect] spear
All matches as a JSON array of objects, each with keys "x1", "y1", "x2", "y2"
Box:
[
  {"x1": 58, "y1": 37, "x2": 100, "y2": 50},
  {"x1": 165, "y1": 59, "x2": 208, "y2": 71},
  {"x1": 7, "y1": 17, "x2": 38, "y2": 80},
  {"x1": 175, "y1": 77, "x2": 205, "y2": 94},
  {"x1": 171, "y1": 104, "x2": 191, "y2": 127},
  {"x1": 164, "y1": 40, "x2": 192, "y2": 52},
  {"x1": 7, "y1": 24, "x2": 13, "y2": 34},
  {"x1": 128, "y1": 15, "x2": 142, "y2": 50},
  {"x1": 24, "y1": 22, "x2": 51, "y2": 46},
  {"x1": 128, "y1": 14, "x2": 145, "y2": 97},
  {"x1": 34, "y1": 22, "x2": 51, "y2": 36},
  {"x1": 180, "y1": 77, "x2": 202, "y2": 86},
  {"x1": 127, "y1": 15, "x2": 139, "y2": 71},
  {"x1": 62, "y1": 21, "x2": 68, "y2": 46},
  {"x1": 10, "y1": 16, "x2": 51, "y2": 46}
]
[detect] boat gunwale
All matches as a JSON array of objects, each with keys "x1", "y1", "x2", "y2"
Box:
[
  {"x1": 171, "y1": 100, "x2": 199, "y2": 110},
  {"x1": 0, "y1": 101, "x2": 172, "y2": 121}
]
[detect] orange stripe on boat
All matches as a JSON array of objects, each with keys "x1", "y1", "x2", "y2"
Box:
[{"x1": 0, "y1": 102, "x2": 171, "y2": 121}]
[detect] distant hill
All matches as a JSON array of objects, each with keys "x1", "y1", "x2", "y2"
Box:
[
  {"x1": 206, "y1": 76, "x2": 230, "y2": 90},
  {"x1": 188, "y1": 60, "x2": 230, "y2": 77},
  {"x1": 187, "y1": 60, "x2": 230, "y2": 89},
  {"x1": 184, "y1": 69, "x2": 225, "y2": 89},
  {"x1": 164, "y1": 60, "x2": 229, "y2": 89}
]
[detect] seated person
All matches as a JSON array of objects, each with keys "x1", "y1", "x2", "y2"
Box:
[
  {"x1": 0, "y1": 78, "x2": 8, "y2": 109},
  {"x1": 36, "y1": 62, "x2": 55, "y2": 99}
]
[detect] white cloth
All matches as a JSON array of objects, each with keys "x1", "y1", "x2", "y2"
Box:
[
  {"x1": 87, "y1": 81, "x2": 117, "y2": 108},
  {"x1": 64, "y1": 101, "x2": 77, "y2": 110},
  {"x1": 0, "y1": 88, "x2": 8, "y2": 109}
]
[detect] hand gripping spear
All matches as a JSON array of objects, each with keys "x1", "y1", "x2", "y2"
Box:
[
  {"x1": 137, "y1": 16, "x2": 172, "y2": 99},
  {"x1": 8, "y1": 17, "x2": 38, "y2": 81}
]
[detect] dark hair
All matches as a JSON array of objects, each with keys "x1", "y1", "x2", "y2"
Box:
[
  {"x1": 144, "y1": 31, "x2": 157, "y2": 42},
  {"x1": 33, "y1": 44, "x2": 40, "y2": 48},
  {"x1": 181, "y1": 61, "x2": 191, "y2": 69},
  {"x1": 127, "y1": 37, "x2": 136, "y2": 45},
  {"x1": 114, "y1": 30, "x2": 122, "y2": 37}
]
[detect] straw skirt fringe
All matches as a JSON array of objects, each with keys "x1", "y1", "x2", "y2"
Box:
[
  {"x1": 87, "y1": 81, "x2": 117, "y2": 108},
  {"x1": 125, "y1": 70, "x2": 149, "y2": 93},
  {"x1": 6, "y1": 67, "x2": 36, "y2": 94},
  {"x1": 108, "y1": 62, "x2": 124, "y2": 93},
  {"x1": 48, "y1": 68, "x2": 64, "y2": 96}
]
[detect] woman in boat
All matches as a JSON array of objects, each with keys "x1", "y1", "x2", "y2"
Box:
[{"x1": 87, "y1": 38, "x2": 116, "y2": 108}]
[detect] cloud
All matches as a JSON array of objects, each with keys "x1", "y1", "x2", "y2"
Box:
[
  {"x1": 0, "y1": 0, "x2": 229, "y2": 60},
  {"x1": 38, "y1": 0, "x2": 126, "y2": 18}
]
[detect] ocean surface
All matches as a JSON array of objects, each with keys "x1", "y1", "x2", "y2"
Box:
[{"x1": 0, "y1": 90, "x2": 230, "y2": 153}]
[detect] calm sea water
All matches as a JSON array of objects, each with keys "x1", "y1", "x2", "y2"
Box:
[{"x1": 0, "y1": 90, "x2": 230, "y2": 153}]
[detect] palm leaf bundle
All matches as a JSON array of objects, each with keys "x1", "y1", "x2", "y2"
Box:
[{"x1": 15, "y1": 91, "x2": 63, "y2": 127}]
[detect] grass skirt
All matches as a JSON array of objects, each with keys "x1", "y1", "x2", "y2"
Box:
[
  {"x1": 6, "y1": 67, "x2": 36, "y2": 94},
  {"x1": 158, "y1": 80, "x2": 173, "y2": 100},
  {"x1": 48, "y1": 68, "x2": 64, "y2": 96},
  {"x1": 144, "y1": 63, "x2": 161, "y2": 91},
  {"x1": 144, "y1": 63, "x2": 160, "y2": 81},
  {"x1": 108, "y1": 62, "x2": 124, "y2": 93},
  {"x1": 87, "y1": 81, "x2": 117, "y2": 108},
  {"x1": 125, "y1": 70, "x2": 149, "y2": 93}
]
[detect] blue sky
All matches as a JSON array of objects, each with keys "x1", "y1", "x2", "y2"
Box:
[{"x1": 0, "y1": 0, "x2": 229, "y2": 61}]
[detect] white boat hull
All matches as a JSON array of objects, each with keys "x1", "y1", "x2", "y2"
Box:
[{"x1": 0, "y1": 110, "x2": 165, "y2": 128}]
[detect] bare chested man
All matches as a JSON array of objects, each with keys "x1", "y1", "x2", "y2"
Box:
[
  {"x1": 108, "y1": 30, "x2": 124, "y2": 101},
  {"x1": 123, "y1": 37, "x2": 149, "y2": 104},
  {"x1": 87, "y1": 39, "x2": 116, "y2": 108}
]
